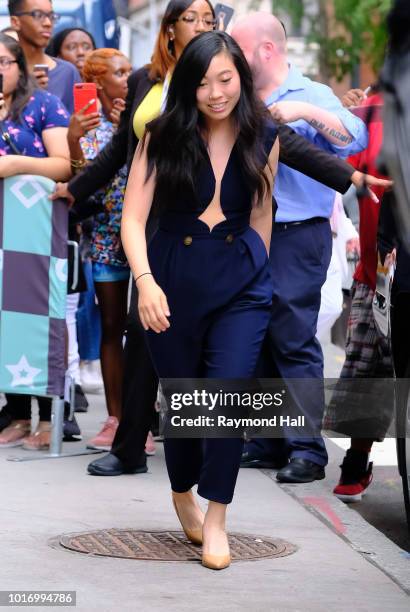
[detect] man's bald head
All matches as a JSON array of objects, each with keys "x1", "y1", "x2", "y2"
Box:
[
  {"x1": 231, "y1": 12, "x2": 289, "y2": 94},
  {"x1": 232, "y1": 12, "x2": 287, "y2": 54}
]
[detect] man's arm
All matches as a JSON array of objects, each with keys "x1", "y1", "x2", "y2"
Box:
[
  {"x1": 271, "y1": 102, "x2": 353, "y2": 146},
  {"x1": 278, "y1": 124, "x2": 354, "y2": 193},
  {"x1": 68, "y1": 70, "x2": 139, "y2": 202},
  {"x1": 278, "y1": 124, "x2": 392, "y2": 202},
  {"x1": 306, "y1": 82, "x2": 368, "y2": 156}
]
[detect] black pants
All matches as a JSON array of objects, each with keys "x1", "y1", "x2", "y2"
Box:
[
  {"x1": 111, "y1": 284, "x2": 158, "y2": 467},
  {"x1": 4, "y1": 395, "x2": 51, "y2": 421}
]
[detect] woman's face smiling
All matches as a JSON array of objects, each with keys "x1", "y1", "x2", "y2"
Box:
[{"x1": 196, "y1": 52, "x2": 241, "y2": 124}]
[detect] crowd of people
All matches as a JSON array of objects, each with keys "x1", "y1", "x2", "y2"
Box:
[{"x1": 0, "y1": 0, "x2": 401, "y2": 570}]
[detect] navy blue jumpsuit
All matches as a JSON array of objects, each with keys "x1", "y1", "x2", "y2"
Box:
[{"x1": 146, "y1": 122, "x2": 278, "y2": 504}]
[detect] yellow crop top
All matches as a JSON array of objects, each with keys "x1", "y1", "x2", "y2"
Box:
[{"x1": 133, "y1": 82, "x2": 163, "y2": 140}]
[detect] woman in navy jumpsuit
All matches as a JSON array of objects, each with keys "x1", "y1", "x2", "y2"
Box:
[{"x1": 122, "y1": 31, "x2": 278, "y2": 569}]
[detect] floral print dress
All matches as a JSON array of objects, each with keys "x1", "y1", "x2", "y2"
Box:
[
  {"x1": 80, "y1": 114, "x2": 129, "y2": 268},
  {"x1": 0, "y1": 89, "x2": 69, "y2": 157}
]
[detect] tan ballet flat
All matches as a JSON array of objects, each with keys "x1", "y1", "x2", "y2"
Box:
[
  {"x1": 172, "y1": 495, "x2": 203, "y2": 545},
  {"x1": 201, "y1": 553, "x2": 231, "y2": 570}
]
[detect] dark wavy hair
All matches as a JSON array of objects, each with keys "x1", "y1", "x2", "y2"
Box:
[
  {"x1": 0, "y1": 32, "x2": 35, "y2": 122},
  {"x1": 143, "y1": 31, "x2": 271, "y2": 211},
  {"x1": 46, "y1": 27, "x2": 96, "y2": 58}
]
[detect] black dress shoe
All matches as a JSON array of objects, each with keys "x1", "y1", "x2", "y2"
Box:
[
  {"x1": 240, "y1": 451, "x2": 288, "y2": 470},
  {"x1": 87, "y1": 452, "x2": 148, "y2": 476},
  {"x1": 276, "y1": 458, "x2": 325, "y2": 483}
]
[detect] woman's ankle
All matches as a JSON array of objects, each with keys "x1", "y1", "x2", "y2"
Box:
[
  {"x1": 172, "y1": 489, "x2": 193, "y2": 499},
  {"x1": 204, "y1": 501, "x2": 227, "y2": 531},
  {"x1": 37, "y1": 421, "x2": 51, "y2": 432}
]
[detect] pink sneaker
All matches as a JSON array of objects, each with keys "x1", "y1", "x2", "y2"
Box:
[
  {"x1": 86, "y1": 416, "x2": 119, "y2": 450},
  {"x1": 145, "y1": 430, "x2": 156, "y2": 456}
]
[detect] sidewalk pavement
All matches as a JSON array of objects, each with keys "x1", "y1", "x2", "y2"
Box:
[{"x1": 0, "y1": 394, "x2": 409, "y2": 612}]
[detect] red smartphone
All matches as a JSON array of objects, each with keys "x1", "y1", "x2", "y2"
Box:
[{"x1": 73, "y1": 83, "x2": 98, "y2": 115}]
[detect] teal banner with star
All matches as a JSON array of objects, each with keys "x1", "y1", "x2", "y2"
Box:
[{"x1": 0, "y1": 176, "x2": 68, "y2": 397}]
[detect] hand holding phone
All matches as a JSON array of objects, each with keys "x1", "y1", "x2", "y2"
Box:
[
  {"x1": 214, "y1": 3, "x2": 234, "y2": 31},
  {"x1": 69, "y1": 83, "x2": 100, "y2": 142},
  {"x1": 73, "y1": 83, "x2": 98, "y2": 115},
  {"x1": 33, "y1": 64, "x2": 49, "y2": 89}
]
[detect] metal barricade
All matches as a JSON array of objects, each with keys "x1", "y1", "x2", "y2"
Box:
[{"x1": 0, "y1": 175, "x2": 99, "y2": 461}]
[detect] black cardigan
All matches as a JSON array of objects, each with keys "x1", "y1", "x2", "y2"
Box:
[{"x1": 69, "y1": 66, "x2": 355, "y2": 203}]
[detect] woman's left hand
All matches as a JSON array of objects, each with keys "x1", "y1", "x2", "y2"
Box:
[{"x1": 110, "y1": 98, "x2": 126, "y2": 125}]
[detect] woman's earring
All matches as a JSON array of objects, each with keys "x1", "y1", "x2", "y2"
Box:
[{"x1": 168, "y1": 27, "x2": 174, "y2": 41}]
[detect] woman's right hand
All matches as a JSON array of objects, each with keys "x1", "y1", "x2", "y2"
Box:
[
  {"x1": 67, "y1": 100, "x2": 100, "y2": 143},
  {"x1": 137, "y1": 276, "x2": 170, "y2": 333}
]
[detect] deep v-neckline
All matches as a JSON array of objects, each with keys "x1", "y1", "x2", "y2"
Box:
[
  {"x1": 204, "y1": 138, "x2": 237, "y2": 185},
  {"x1": 197, "y1": 138, "x2": 237, "y2": 232}
]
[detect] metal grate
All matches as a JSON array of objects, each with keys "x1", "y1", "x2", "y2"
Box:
[{"x1": 59, "y1": 529, "x2": 297, "y2": 562}]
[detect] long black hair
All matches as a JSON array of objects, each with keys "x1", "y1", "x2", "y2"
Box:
[
  {"x1": 144, "y1": 31, "x2": 271, "y2": 211},
  {"x1": 0, "y1": 33, "x2": 35, "y2": 122},
  {"x1": 46, "y1": 27, "x2": 97, "y2": 58}
]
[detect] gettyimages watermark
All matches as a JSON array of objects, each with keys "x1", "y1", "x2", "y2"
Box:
[{"x1": 158, "y1": 378, "x2": 404, "y2": 439}]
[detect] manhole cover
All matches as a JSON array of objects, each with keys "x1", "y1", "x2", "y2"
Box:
[{"x1": 58, "y1": 529, "x2": 297, "y2": 562}]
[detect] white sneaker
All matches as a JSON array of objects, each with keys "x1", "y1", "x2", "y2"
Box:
[{"x1": 80, "y1": 360, "x2": 104, "y2": 394}]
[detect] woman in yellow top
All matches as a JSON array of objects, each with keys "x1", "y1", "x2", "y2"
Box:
[
  {"x1": 54, "y1": 0, "x2": 219, "y2": 219},
  {"x1": 132, "y1": 0, "x2": 218, "y2": 141}
]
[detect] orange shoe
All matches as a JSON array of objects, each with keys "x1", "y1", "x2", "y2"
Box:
[{"x1": 0, "y1": 421, "x2": 31, "y2": 448}]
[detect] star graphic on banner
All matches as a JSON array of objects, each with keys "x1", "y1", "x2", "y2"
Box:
[{"x1": 5, "y1": 355, "x2": 42, "y2": 388}]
